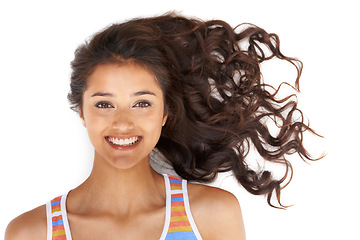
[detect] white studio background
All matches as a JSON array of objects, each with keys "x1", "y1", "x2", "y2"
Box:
[{"x1": 0, "y1": 0, "x2": 358, "y2": 239}]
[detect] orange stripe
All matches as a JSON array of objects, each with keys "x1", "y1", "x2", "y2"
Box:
[
  {"x1": 171, "y1": 210, "x2": 187, "y2": 217},
  {"x1": 52, "y1": 196, "x2": 62, "y2": 203},
  {"x1": 52, "y1": 215, "x2": 63, "y2": 221},
  {"x1": 52, "y1": 204, "x2": 61, "y2": 210},
  {"x1": 171, "y1": 193, "x2": 183, "y2": 198},
  {"x1": 53, "y1": 224, "x2": 65, "y2": 231},
  {"x1": 169, "y1": 220, "x2": 191, "y2": 227},
  {"x1": 169, "y1": 182, "x2": 182, "y2": 187},
  {"x1": 53, "y1": 235, "x2": 67, "y2": 240},
  {"x1": 168, "y1": 175, "x2": 182, "y2": 181},
  {"x1": 171, "y1": 201, "x2": 184, "y2": 207}
]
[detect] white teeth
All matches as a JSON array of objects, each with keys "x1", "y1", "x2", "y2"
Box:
[{"x1": 108, "y1": 136, "x2": 139, "y2": 146}]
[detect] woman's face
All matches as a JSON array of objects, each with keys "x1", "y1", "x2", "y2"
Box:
[{"x1": 81, "y1": 63, "x2": 167, "y2": 170}]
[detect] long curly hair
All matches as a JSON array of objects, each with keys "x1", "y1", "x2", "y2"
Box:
[{"x1": 68, "y1": 12, "x2": 321, "y2": 208}]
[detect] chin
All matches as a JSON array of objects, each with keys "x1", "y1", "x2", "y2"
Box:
[{"x1": 106, "y1": 155, "x2": 150, "y2": 171}]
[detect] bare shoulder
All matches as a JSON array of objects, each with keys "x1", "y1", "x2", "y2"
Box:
[
  {"x1": 187, "y1": 183, "x2": 246, "y2": 240},
  {"x1": 5, "y1": 204, "x2": 47, "y2": 240}
]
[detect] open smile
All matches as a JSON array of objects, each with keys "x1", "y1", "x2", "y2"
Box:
[{"x1": 105, "y1": 136, "x2": 142, "y2": 149}]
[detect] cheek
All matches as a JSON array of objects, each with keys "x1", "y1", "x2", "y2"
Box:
[
  {"x1": 83, "y1": 111, "x2": 109, "y2": 139},
  {"x1": 138, "y1": 112, "x2": 165, "y2": 135}
]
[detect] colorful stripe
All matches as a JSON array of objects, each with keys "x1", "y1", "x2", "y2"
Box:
[
  {"x1": 165, "y1": 175, "x2": 198, "y2": 239},
  {"x1": 47, "y1": 174, "x2": 200, "y2": 240},
  {"x1": 50, "y1": 196, "x2": 67, "y2": 240}
]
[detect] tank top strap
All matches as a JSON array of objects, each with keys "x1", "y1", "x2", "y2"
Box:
[
  {"x1": 46, "y1": 192, "x2": 72, "y2": 240},
  {"x1": 46, "y1": 175, "x2": 202, "y2": 240},
  {"x1": 163, "y1": 174, "x2": 203, "y2": 240}
]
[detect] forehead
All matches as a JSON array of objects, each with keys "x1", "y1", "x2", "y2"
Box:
[{"x1": 85, "y1": 63, "x2": 163, "y2": 95}]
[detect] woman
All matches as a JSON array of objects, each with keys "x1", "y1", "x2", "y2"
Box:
[{"x1": 5, "y1": 12, "x2": 318, "y2": 240}]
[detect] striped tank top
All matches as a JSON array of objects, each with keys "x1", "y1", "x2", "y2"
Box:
[{"x1": 46, "y1": 174, "x2": 203, "y2": 240}]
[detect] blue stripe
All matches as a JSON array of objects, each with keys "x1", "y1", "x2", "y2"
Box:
[
  {"x1": 51, "y1": 200, "x2": 61, "y2": 206},
  {"x1": 165, "y1": 231, "x2": 197, "y2": 240},
  {"x1": 52, "y1": 219, "x2": 64, "y2": 227},
  {"x1": 171, "y1": 197, "x2": 184, "y2": 202},
  {"x1": 169, "y1": 179, "x2": 182, "y2": 184}
]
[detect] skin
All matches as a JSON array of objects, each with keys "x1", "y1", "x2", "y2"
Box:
[{"x1": 5, "y1": 63, "x2": 246, "y2": 239}]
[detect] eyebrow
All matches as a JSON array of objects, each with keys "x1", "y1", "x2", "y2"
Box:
[
  {"x1": 90, "y1": 91, "x2": 156, "y2": 98},
  {"x1": 131, "y1": 91, "x2": 156, "y2": 97},
  {"x1": 91, "y1": 92, "x2": 114, "y2": 97}
]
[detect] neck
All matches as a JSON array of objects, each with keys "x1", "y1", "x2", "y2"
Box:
[{"x1": 69, "y1": 152, "x2": 165, "y2": 216}]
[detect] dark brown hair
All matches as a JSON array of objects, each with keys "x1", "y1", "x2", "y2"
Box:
[{"x1": 68, "y1": 12, "x2": 321, "y2": 208}]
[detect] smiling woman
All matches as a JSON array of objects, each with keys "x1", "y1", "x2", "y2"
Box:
[
  {"x1": 5, "y1": 12, "x2": 320, "y2": 240},
  {"x1": 81, "y1": 63, "x2": 167, "y2": 170}
]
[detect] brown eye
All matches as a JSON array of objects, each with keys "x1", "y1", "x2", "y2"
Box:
[
  {"x1": 95, "y1": 102, "x2": 113, "y2": 108},
  {"x1": 134, "y1": 101, "x2": 151, "y2": 108}
]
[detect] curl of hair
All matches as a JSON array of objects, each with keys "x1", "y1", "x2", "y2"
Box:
[{"x1": 68, "y1": 12, "x2": 322, "y2": 208}]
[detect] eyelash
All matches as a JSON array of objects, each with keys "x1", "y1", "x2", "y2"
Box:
[
  {"x1": 134, "y1": 101, "x2": 151, "y2": 108},
  {"x1": 94, "y1": 101, "x2": 151, "y2": 109},
  {"x1": 95, "y1": 102, "x2": 113, "y2": 109}
]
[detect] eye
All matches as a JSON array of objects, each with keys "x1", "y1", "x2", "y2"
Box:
[
  {"x1": 134, "y1": 101, "x2": 151, "y2": 108},
  {"x1": 95, "y1": 102, "x2": 113, "y2": 109}
]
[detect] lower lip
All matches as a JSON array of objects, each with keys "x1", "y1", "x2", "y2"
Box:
[{"x1": 105, "y1": 137, "x2": 142, "y2": 150}]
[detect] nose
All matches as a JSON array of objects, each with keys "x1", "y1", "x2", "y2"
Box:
[{"x1": 111, "y1": 108, "x2": 135, "y2": 132}]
